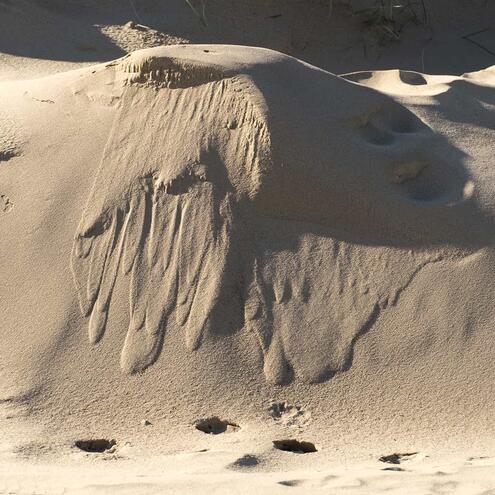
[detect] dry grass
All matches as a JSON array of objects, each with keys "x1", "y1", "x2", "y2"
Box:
[
  {"x1": 184, "y1": 0, "x2": 207, "y2": 26},
  {"x1": 181, "y1": 0, "x2": 428, "y2": 43},
  {"x1": 350, "y1": 1, "x2": 428, "y2": 42}
]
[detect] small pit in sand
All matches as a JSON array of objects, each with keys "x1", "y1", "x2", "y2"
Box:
[
  {"x1": 229, "y1": 454, "x2": 260, "y2": 469},
  {"x1": 273, "y1": 439, "x2": 317, "y2": 454},
  {"x1": 194, "y1": 416, "x2": 240, "y2": 434},
  {"x1": 379, "y1": 452, "x2": 419, "y2": 464},
  {"x1": 74, "y1": 439, "x2": 116, "y2": 453}
]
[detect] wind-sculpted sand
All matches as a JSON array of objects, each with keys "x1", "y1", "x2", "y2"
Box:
[
  {"x1": 67, "y1": 46, "x2": 479, "y2": 384},
  {"x1": 1, "y1": 44, "x2": 495, "y2": 494}
]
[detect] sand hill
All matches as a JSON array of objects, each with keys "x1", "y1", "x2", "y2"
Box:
[{"x1": 2, "y1": 3, "x2": 495, "y2": 494}]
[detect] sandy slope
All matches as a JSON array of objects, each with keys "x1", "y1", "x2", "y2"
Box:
[
  {"x1": 1, "y1": 43, "x2": 495, "y2": 494},
  {"x1": 2, "y1": 2, "x2": 495, "y2": 494}
]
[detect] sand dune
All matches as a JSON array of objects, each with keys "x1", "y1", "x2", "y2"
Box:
[{"x1": 2, "y1": 38, "x2": 495, "y2": 495}]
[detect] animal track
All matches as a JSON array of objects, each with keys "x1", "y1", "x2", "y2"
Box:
[
  {"x1": 268, "y1": 402, "x2": 311, "y2": 427},
  {"x1": 194, "y1": 416, "x2": 240, "y2": 434},
  {"x1": 74, "y1": 438, "x2": 116, "y2": 453},
  {"x1": 273, "y1": 439, "x2": 317, "y2": 454},
  {"x1": 1, "y1": 194, "x2": 12, "y2": 212}
]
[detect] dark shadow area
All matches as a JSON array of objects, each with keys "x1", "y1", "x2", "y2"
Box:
[
  {"x1": 3, "y1": 0, "x2": 494, "y2": 75},
  {"x1": 379, "y1": 452, "x2": 418, "y2": 464},
  {"x1": 74, "y1": 438, "x2": 116, "y2": 453},
  {"x1": 273, "y1": 439, "x2": 317, "y2": 454},
  {"x1": 254, "y1": 59, "x2": 495, "y2": 251},
  {"x1": 0, "y1": 0, "x2": 125, "y2": 61},
  {"x1": 433, "y1": 78, "x2": 495, "y2": 130},
  {"x1": 195, "y1": 416, "x2": 240, "y2": 434},
  {"x1": 229, "y1": 454, "x2": 260, "y2": 469}
]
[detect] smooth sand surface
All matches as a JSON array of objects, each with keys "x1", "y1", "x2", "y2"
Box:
[{"x1": 2, "y1": 2, "x2": 495, "y2": 494}]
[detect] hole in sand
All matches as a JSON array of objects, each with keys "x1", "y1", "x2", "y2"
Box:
[
  {"x1": 278, "y1": 479, "x2": 302, "y2": 486},
  {"x1": 359, "y1": 121, "x2": 395, "y2": 145},
  {"x1": 358, "y1": 103, "x2": 425, "y2": 146},
  {"x1": 379, "y1": 452, "x2": 418, "y2": 464},
  {"x1": 194, "y1": 416, "x2": 240, "y2": 434},
  {"x1": 235, "y1": 454, "x2": 259, "y2": 467},
  {"x1": 391, "y1": 158, "x2": 469, "y2": 205},
  {"x1": 74, "y1": 439, "x2": 116, "y2": 453},
  {"x1": 229, "y1": 454, "x2": 260, "y2": 469},
  {"x1": 273, "y1": 439, "x2": 317, "y2": 454},
  {"x1": 399, "y1": 70, "x2": 428, "y2": 86}
]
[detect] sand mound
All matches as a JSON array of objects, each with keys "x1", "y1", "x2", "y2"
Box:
[
  {"x1": 2, "y1": 46, "x2": 495, "y2": 492},
  {"x1": 2, "y1": 43, "x2": 494, "y2": 384},
  {"x1": 57, "y1": 45, "x2": 479, "y2": 385}
]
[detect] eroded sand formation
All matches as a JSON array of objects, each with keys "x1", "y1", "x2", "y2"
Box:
[
  {"x1": 2, "y1": 41, "x2": 495, "y2": 493},
  {"x1": 63, "y1": 46, "x2": 487, "y2": 384}
]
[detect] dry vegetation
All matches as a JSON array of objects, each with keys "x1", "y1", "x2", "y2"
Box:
[
  {"x1": 181, "y1": 0, "x2": 428, "y2": 42},
  {"x1": 349, "y1": 0, "x2": 428, "y2": 41}
]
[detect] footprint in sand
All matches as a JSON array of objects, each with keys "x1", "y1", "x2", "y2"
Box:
[{"x1": 194, "y1": 416, "x2": 240, "y2": 434}]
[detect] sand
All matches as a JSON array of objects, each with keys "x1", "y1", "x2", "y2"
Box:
[{"x1": 2, "y1": 1, "x2": 495, "y2": 494}]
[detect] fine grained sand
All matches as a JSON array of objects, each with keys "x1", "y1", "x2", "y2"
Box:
[{"x1": 2, "y1": 5, "x2": 495, "y2": 495}]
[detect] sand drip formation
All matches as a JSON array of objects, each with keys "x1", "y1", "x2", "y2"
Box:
[{"x1": 3, "y1": 45, "x2": 494, "y2": 386}]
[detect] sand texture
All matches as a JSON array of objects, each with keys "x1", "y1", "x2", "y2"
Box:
[{"x1": 2, "y1": 1, "x2": 495, "y2": 493}]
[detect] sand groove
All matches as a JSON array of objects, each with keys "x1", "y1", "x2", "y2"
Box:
[{"x1": 72, "y1": 54, "x2": 268, "y2": 374}]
